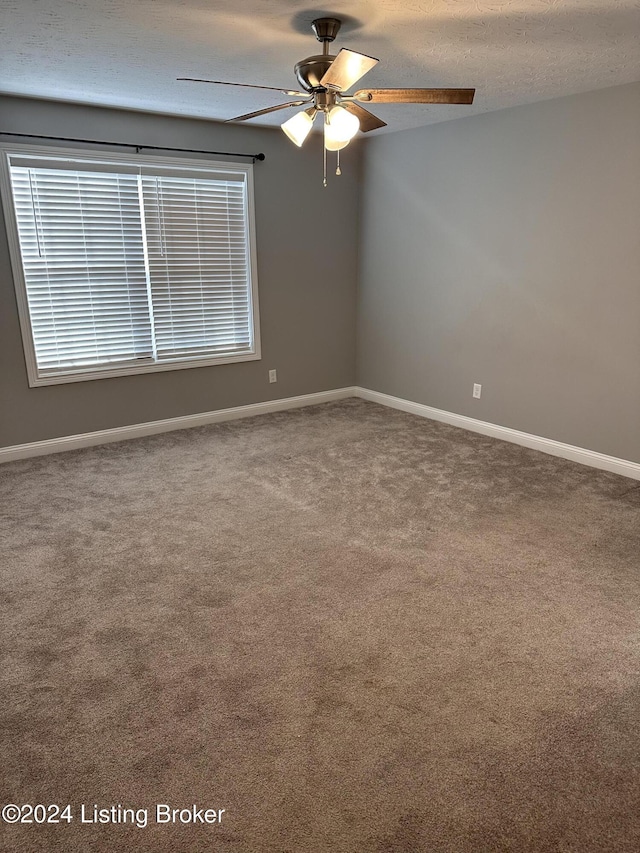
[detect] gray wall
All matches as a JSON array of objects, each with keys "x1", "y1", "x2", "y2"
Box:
[
  {"x1": 0, "y1": 96, "x2": 360, "y2": 447},
  {"x1": 357, "y1": 82, "x2": 640, "y2": 463}
]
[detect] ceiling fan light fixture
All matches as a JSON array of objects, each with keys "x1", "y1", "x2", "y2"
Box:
[
  {"x1": 185, "y1": 18, "x2": 475, "y2": 185},
  {"x1": 326, "y1": 105, "x2": 360, "y2": 139},
  {"x1": 324, "y1": 105, "x2": 360, "y2": 150},
  {"x1": 324, "y1": 128, "x2": 350, "y2": 151},
  {"x1": 281, "y1": 108, "x2": 316, "y2": 147}
]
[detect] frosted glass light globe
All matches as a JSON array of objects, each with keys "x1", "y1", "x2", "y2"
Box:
[
  {"x1": 324, "y1": 124, "x2": 350, "y2": 151},
  {"x1": 281, "y1": 110, "x2": 314, "y2": 147},
  {"x1": 324, "y1": 106, "x2": 360, "y2": 150},
  {"x1": 326, "y1": 106, "x2": 360, "y2": 140}
]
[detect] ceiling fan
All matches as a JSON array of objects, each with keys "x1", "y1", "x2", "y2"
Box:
[{"x1": 179, "y1": 17, "x2": 475, "y2": 184}]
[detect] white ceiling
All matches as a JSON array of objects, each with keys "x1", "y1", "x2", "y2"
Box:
[{"x1": 2, "y1": 0, "x2": 639, "y2": 135}]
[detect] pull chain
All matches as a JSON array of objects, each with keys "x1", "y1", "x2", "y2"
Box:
[
  {"x1": 323, "y1": 141, "x2": 327, "y2": 187},
  {"x1": 336, "y1": 149, "x2": 341, "y2": 176}
]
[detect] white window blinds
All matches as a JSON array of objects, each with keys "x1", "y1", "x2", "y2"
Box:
[
  {"x1": 140, "y1": 172, "x2": 252, "y2": 360},
  {"x1": 3, "y1": 149, "x2": 259, "y2": 385},
  {"x1": 10, "y1": 164, "x2": 153, "y2": 371}
]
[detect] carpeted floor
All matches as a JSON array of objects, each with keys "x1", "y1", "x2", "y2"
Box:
[{"x1": 1, "y1": 398, "x2": 639, "y2": 853}]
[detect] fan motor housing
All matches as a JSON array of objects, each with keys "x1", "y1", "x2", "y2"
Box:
[{"x1": 294, "y1": 54, "x2": 337, "y2": 92}]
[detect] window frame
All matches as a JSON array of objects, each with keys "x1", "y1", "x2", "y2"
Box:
[{"x1": 0, "y1": 143, "x2": 261, "y2": 387}]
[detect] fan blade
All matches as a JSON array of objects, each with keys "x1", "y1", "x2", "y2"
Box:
[
  {"x1": 342, "y1": 102, "x2": 387, "y2": 133},
  {"x1": 354, "y1": 88, "x2": 475, "y2": 104},
  {"x1": 177, "y1": 78, "x2": 308, "y2": 98},
  {"x1": 319, "y1": 49, "x2": 379, "y2": 92},
  {"x1": 225, "y1": 101, "x2": 309, "y2": 123}
]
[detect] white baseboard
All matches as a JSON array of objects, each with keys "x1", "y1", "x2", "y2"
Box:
[
  {"x1": 354, "y1": 387, "x2": 640, "y2": 482},
  {"x1": 3, "y1": 384, "x2": 639, "y2": 481},
  {"x1": 0, "y1": 387, "x2": 358, "y2": 464}
]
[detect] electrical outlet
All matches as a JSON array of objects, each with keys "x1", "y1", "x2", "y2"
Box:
[
  {"x1": 269, "y1": 369, "x2": 277, "y2": 383},
  {"x1": 473, "y1": 383, "x2": 482, "y2": 399}
]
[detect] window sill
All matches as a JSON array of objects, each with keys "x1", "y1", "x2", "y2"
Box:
[{"x1": 28, "y1": 349, "x2": 261, "y2": 387}]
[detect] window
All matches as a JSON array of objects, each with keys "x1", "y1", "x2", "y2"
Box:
[{"x1": 0, "y1": 145, "x2": 260, "y2": 386}]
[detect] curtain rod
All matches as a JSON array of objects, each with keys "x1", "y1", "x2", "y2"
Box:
[{"x1": 0, "y1": 131, "x2": 266, "y2": 162}]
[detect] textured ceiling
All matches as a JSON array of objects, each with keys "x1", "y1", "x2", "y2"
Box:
[{"x1": 1, "y1": 0, "x2": 639, "y2": 134}]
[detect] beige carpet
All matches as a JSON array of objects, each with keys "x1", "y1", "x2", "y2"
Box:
[{"x1": 1, "y1": 398, "x2": 639, "y2": 853}]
